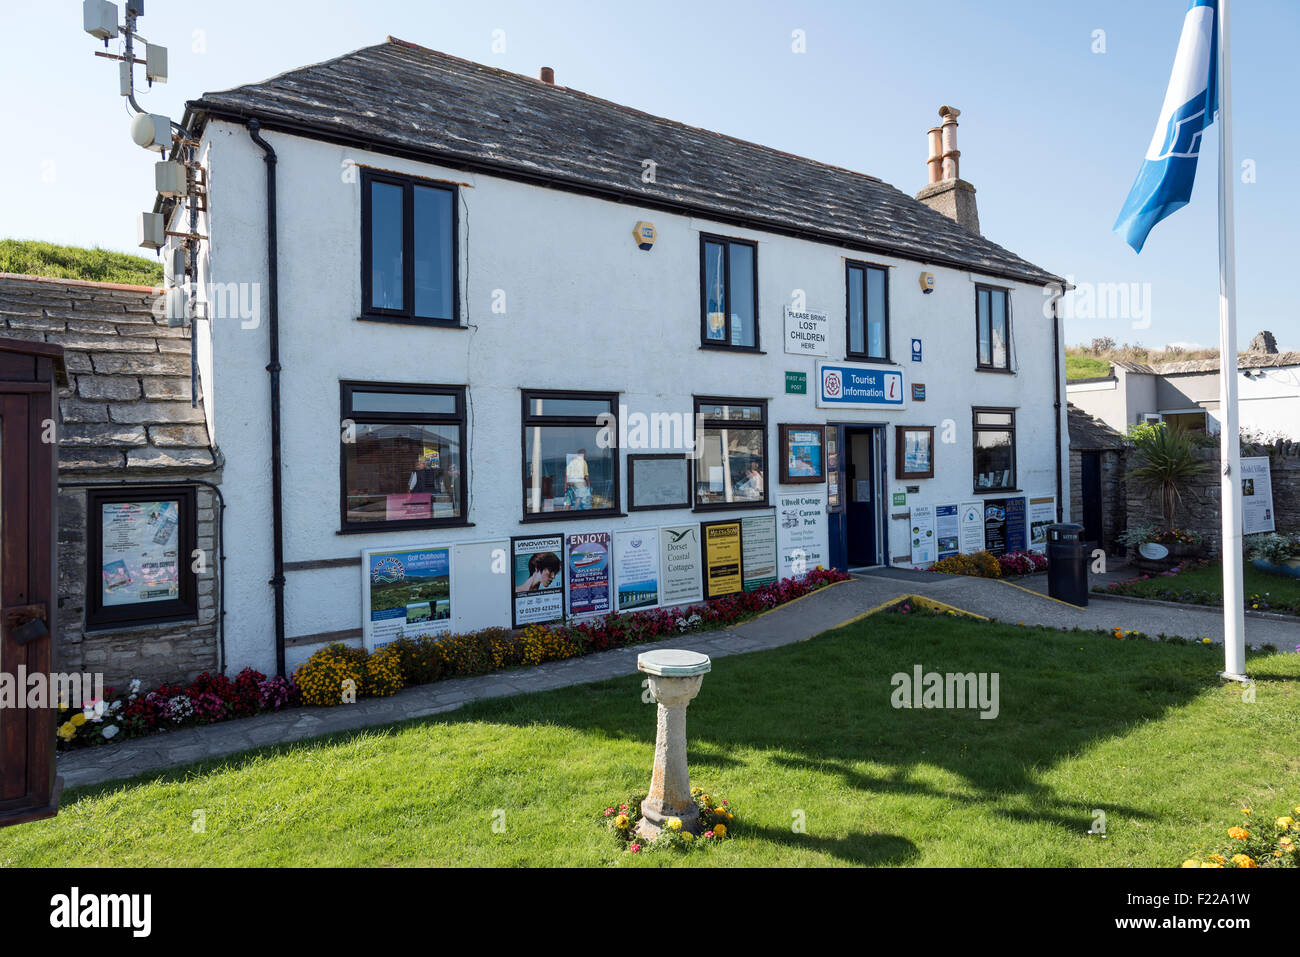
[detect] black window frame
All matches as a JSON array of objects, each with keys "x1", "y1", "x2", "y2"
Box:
[
  {"x1": 692, "y1": 395, "x2": 770, "y2": 511},
  {"x1": 339, "y1": 380, "x2": 469, "y2": 533},
  {"x1": 359, "y1": 167, "x2": 460, "y2": 326},
  {"x1": 85, "y1": 485, "x2": 198, "y2": 631},
  {"x1": 627, "y1": 453, "x2": 692, "y2": 512},
  {"x1": 699, "y1": 234, "x2": 761, "y2": 352},
  {"x1": 520, "y1": 388, "x2": 622, "y2": 522},
  {"x1": 845, "y1": 260, "x2": 891, "y2": 362},
  {"x1": 972, "y1": 406, "x2": 1017, "y2": 492},
  {"x1": 975, "y1": 283, "x2": 1012, "y2": 371}
]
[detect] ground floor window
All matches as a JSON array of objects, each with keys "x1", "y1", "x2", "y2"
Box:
[
  {"x1": 340, "y1": 382, "x2": 466, "y2": 531},
  {"x1": 973, "y1": 407, "x2": 1016, "y2": 491},
  {"x1": 522, "y1": 390, "x2": 620, "y2": 518},
  {"x1": 86, "y1": 486, "x2": 197, "y2": 630},
  {"x1": 693, "y1": 397, "x2": 768, "y2": 508}
]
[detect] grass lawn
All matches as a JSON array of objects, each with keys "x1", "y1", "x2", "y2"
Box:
[
  {"x1": 2, "y1": 614, "x2": 1296, "y2": 867},
  {"x1": 1101, "y1": 561, "x2": 1300, "y2": 616}
]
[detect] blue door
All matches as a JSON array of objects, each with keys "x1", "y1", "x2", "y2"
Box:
[{"x1": 845, "y1": 426, "x2": 878, "y2": 566}]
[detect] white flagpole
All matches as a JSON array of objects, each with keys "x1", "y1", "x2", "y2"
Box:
[{"x1": 1216, "y1": 0, "x2": 1247, "y2": 680}]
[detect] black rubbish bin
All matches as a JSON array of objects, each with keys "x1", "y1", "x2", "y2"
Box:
[{"x1": 1046, "y1": 523, "x2": 1088, "y2": 607}]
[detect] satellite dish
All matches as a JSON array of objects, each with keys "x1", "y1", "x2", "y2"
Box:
[{"x1": 1138, "y1": 542, "x2": 1169, "y2": 560}]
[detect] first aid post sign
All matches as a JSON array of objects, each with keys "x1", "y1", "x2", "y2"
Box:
[{"x1": 815, "y1": 362, "x2": 906, "y2": 409}]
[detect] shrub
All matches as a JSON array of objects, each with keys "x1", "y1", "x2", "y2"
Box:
[
  {"x1": 1244, "y1": 532, "x2": 1299, "y2": 565},
  {"x1": 437, "y1": 630, "x2": 496, "y2": 677},
  {"x1": 520, "y1": 623, "x2": 580, "y2": 665},
  {"x1": 387, "y1": 635, "x2": 446, "y2": 685},
  {"x1": 1128, "y1": 423, "x2": 1207, "y2": 527},
  {"x1": 999, "y1": 551, "x2": 1048, "y2": 576},
  {"x1": 364, "y1": 644, "x2": 406, "y2": 697},
  {"x1": 933, "y1": 551, "x2": 1002, "y2": 578},
  {"x1": 297, "y1": 642, "x2": 367, "y2": 707}
]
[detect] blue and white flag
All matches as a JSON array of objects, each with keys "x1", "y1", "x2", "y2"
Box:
[{"x1": 1114, "y1": 0, "x2": 1219, "y2": 253}]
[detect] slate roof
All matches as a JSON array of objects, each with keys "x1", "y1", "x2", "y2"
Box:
[
  {"x1": 1110, "y1": 360, "x2": 1156, "y2": 375},
  {"x1": 0, "y1": 274, "x2": 218, "y2": 475},
  {"x1": 187, "y1": 37, "x2": 1064, "y2": 288},
  {"x1": 1067, "y1": 403, "x2": 1125, "y2": 450},
  {"x1": 1150, "y1": 352, "x2": 1300, "y2": 375}
]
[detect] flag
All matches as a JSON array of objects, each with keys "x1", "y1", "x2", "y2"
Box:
[{"x1": 1114, "y1": 0, "x2": 1219, "y2": 252}]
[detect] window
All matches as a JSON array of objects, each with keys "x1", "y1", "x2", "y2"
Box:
[
  {"x1": 700, "y1": 235, "x2": 758, "y2": 349},
  {"x1": 522, "y1": 390, "x2": 620, "y2": 518},
  {"x1": 975, "y1": 284, "x2": 1011, "y2": 370},
  {"x1": 361, "y1": 168, "x2": 457, "y2": 324},
  {"x1": 846, "y1": 261, "x2": 889, "y2": 360},
  {"x1": 340, "y1": 381, "x2": 467, "y2": 531},
  {"x1": 86, "y1": 486, "x2": 197, "y2": 630},
  {"x1": 693, "y1": 397, "x2": 768, "y2": 508},
  {"x1": 972, "y1": 408, "x2": 1016, "y2": 491}
]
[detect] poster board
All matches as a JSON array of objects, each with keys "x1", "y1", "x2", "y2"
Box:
[
  {"x1": 1028, "y1": 497, "x2": 1055, "y2": 553},
  {"x1": 510, "y1": 535, "x2": 565, "y2": 627},
  {"x1": 741, "y1": 513, "x2": 778, "y2": 591},
  {"x1": 935, "y1": 504, "x2": 960, "y2": 559},
  {"x1": 628, "y1": 455, "x2": 690, "y2": 511},
  {"x1": 909, "y1": 504, "x2": 936, "y2": 565},
  {"x1": 701, "y1": 520, "x2": 744, "y2": 599},
  {"x1": 777, "y1": 490, "x2": 828, "y2": 578},
  {"x1": 1241, "y1": 456, "x2": 1275, "y2": 534},
  {"x1": 1005, "y1": 497, "x2": 1027, "y2": 553},
  {"x1": 98, "y1": 499, "x2": 182, "y2": 607},
  {"x1": 983, "y1": 499, "x2": 1008, "y2": 556},
  {"x1": 362, "y1": 544, "x2": 453, "y2": 650},
  {"x1": 452, "y1": 539, "x2": 511, "y2": 632},
  {"x1": 660, "y1": 524, "x2": 704, "y2": 606},
  {"x1": 614, "y1": 528, "x2": 660, "y2": 611},
  {"x1": 566, "y1": 531, "x2": 612, "y2": 618},
  {"x1": 958, "y1": 502, "x2": 985, "y2": 555}
]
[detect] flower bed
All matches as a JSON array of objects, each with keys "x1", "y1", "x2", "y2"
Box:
[
  {"x1": 604, "y1": 787, "x2": 737, "y2": 853},
  {"x1": 1182, "y1": 803, "x2": 1298, "y2": 868},
  {"x1": 930, "y1": 550, "x2": 1046, "y2": 579},
  {"x1": 1097, "y1": 559, "x2": 1300, "y2": 616},
  {"x1": 57, "y1": 567, "x2": 850, "y2": 751}
]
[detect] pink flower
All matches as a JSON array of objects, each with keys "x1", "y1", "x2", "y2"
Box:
[
  {"x1": 604, "y1": 807, "x2": 615, "y2": 816},
  {"x1": 629, "y1": 843, "x2": 642, "y2": 853}
]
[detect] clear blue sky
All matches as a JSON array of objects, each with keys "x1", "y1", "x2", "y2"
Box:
[{"x1": 3, "y1": 0, "x2": 1296, "y2": 351}]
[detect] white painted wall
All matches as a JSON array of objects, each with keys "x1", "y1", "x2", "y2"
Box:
[{"x1": 199, "y1": 119, "x2": 1068, "y2": 675}]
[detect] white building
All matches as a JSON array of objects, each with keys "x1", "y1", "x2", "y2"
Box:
[{"x1": 156, "y1": 39, "x2": 1069, "y2": 676}]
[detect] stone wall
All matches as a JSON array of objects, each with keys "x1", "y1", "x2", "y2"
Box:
[{"x1": 1125, "y1": 442, "x2": 1300, "y2": 554}]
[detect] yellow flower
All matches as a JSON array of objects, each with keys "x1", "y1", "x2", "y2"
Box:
[
  {"x1": 614, "y1": 814, "x2": 629, "y2": 830},
  {"x1": 57, "y1": 722, "x2": 77, "y2": 741},
  {"x1": 1278, "y1": 837, "x2": 1295, "y2": 853},
  {"x1": 713, "y1": 823, "x2": 726, "y2": 838},
  {"x1": 1227, "y1": 826, "x2": 1249, "y2": 841},
  {"x1": 681, "y1": 831, "x2": 694, "y2": 844},
  {"x1": 1209, "y1": 853, "x2": 1227, "y2": 864},
  {"x1": 1180, "y1": 859, "x2": 1199, "y2": 868},
  {"x1": 1230, "y1": 854, "x2": 1256, "y2": 868},
  {"x1": 1201, "y1": 637, "x2": 1212, "y2": 645},
  {"x1": 70, "y1": 712, "x2": 86, "y2": 727},
  {"x1": 1241, "y1": 808, "x2": 1252, "y2": 815},
  {"x1": 1200, "y1": 862, "x2": 1223, "y2": 868},
  {"x1": 1275, "y1": 817, "x2": 1294, "y2": 830},
  {"x1": 665, "y1": 817, "x2": 682, "y2": 832}
]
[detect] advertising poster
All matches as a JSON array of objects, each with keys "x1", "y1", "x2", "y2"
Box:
[
  {"x1": 614, "y1": 528, "x2": 660, "y2": 611},
  {"x1": 741, "y1": 513, "x2": 778, "y2": 591},
  {"x1": 1005, "y1": 497, "x2": 1027, "y2": 553},
  {"x1": 1028, "y1": 497, "x2": 1056, "y2": 552},
  {"x1": 958, "y1": 502, "x2": 985, "y2": 555},
  {"x1": 1241, "y1": 456, "x2": 1275, "y2": 534},
  {"x1": 983, "y1": 499, "x2": 1008, "y2": 557},
  {"x1": 777, "y1": 491, "x2": 829, "y2": 579},
  {"x1": 565, "y1": 531, "x2": 612, "y2": 618},
  {"x1": 363, "y1": 545, "x2": 452, "y2": 650},
  {"x1": 702, "y1": 521, "x2": 744, "y2": 599},
  {"x1": 785, "y1": 428, "x2": 824, "y2": 479},
  {"x1": 909, "y1": 504, "x2": 936, "y2": 565},
  {"x1": 935, "y1": 504, "x2": 960, "y2": 559},
  {"x1": 100, "y1": 500, "x2": 181, "y2": 606},
  {"x1": 511, "y1": 535, "x2": 565, "y2": 627},
  {"x1": 660, "y1": 525, "x2": 704, "y2": 606}
]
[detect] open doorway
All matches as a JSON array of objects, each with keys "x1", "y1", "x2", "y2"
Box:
[{"x1": 827, "y1": 424, "x2": 886, "y2": 570}]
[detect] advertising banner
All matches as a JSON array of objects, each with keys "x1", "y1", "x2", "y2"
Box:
[
  {"x1": 363, "y1": 545, "x2": 452, "y2": 650},
  {"x1": 983, "y1": 499, "x2": 1008, "y2": 557},
  {"x1": 1241, "y1": 456, "x2": 1275, "y2": 534},
  {"x1": 935, "y1": 504, "x2": 960, "y2": 559},
  {"x1": 741, "y1": 513, "x2": 778, "y2": 591},
  {"x1": 511, "y1": 535, "x2": 565, "y2": 627},
  {"x1": 909, "y1": 504, "x2": 936, "y2": 565},
  {"x1": 777, "y1": 491, "x2": 829, "y2": 578},
  {"x1": 99, "y1": 499, "x2": 181, "y2": 607},
  {"x1": 702, "y1": 521, "x2": 744, "y2": 599},
  {"x1": 815, "y1": 361, "x2": 906, "y2": 410},
  {"x1": 660, "y1": 525, "x2": 704, "y2": 606},
  {"x1": 565, "y1": 531, "x2": 612, "y2": 618},
  {"x1": 1005, "y1": 496, "x2": 1027, "y2": 553},
  {"x1": 1028, "y1": 497, "x2": 1056, "y2": 552},
  {"x1": 958, "y1": 502, "x2": 985, "y2": 555},
  {"x1": 614, "y1": 528, "x2": 660, "y2": 611}
]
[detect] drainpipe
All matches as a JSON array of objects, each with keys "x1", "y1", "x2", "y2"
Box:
[
  {"x1": 247, "y1": 119, "x2": 287, "y2": 677},
  {"x1": 1052, "y1": 297, "x2": 1064, "y2": 523}
]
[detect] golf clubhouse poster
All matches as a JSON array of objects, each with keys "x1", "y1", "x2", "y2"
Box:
[
  {"x1": 511, "y1": 535, "x2": 565, "y2": 627},
  {"x1": 741, "y1": 513, "x2": 778, "y2": 591},
  {"x1": 702, "y1": 520, "x2": 744, "y2": 599},
  {"x1": 614, "y1": 528, "x2": 660, "y2": 611},
  {"x1": 362, "y1": 545, "x2": 452, "y2": 650},
  {"x1": 660, "y1": 525, "x2": 703, "y2": 605},
  {"x1": 565, "y1": 531, "x2": 612, "y2": 618}
]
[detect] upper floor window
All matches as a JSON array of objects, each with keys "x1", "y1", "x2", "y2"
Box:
[
  {"x1": 701, "y1": 235, "x2": 758, "y2": 350},
  {"x1": 361, "y1": 169, "x2": 457, "y2": 324},
  {"x1": 340, "y1": 381, "x2": 467, "y2": 531},
  {"x1": 846, "y1": 261, "x2": 889, "y2": 360},
  {"x1": 522, "y1": 390, "x2": 620, "y2": 519},
  {"x1": 975, "y1": 284, "x2": 1010, "y2": 370}
]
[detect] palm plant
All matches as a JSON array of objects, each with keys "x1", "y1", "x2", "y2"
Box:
[{"x1": 1128, "y1": 423, "x2": 1207, "y2": 527}]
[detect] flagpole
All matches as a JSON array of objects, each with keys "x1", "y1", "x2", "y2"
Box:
[{"x1": 1216, "y1": 0, "x2": 1247, "y2": 681}]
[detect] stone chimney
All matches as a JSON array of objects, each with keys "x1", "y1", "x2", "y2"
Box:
[
  {"x1": 915, "y1": 105, "x2": 980, "y2": 234},
  {"x1": 1247, "y1": 330, "x2": 1278, "y2": 354},
  {"x1": 539, "y1": 66, "x2": 555, "y2": 85}
]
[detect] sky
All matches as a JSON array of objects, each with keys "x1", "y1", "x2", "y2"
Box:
[{"x1": 2, "y1": 0, "x2": 1296, "y2": 351}]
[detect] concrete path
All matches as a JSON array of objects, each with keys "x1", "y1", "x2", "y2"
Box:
[{"x1": 57, "y1": 572, "x2": 1298, "y2": 790}]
